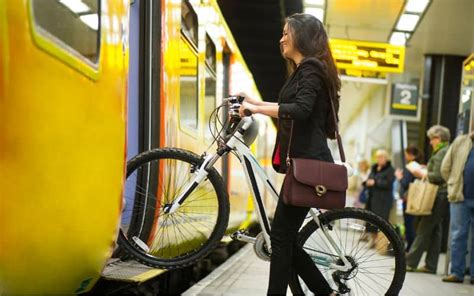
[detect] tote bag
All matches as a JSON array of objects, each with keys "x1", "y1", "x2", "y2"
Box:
[{"x1": 405, "y1": 178, "x2": 438, "y2": 216}]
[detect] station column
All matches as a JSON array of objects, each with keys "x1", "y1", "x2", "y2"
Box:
[{"x1": 421, "y1": 54, "x2": 466, "y2": 155}]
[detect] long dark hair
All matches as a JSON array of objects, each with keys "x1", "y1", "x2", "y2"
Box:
[{"x1": 284, "y1": 13, "x2": 341, "y2": 139}]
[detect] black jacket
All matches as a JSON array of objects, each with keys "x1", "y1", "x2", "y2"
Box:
[
  {"x1": 399, "y1": 167, "x2": 415, "y2": 199},
  {"x1": 272, "y1": 58, "x2": 334, "y2": 173},
  {"x1": 366, "y1": 162, "x2": 395, "y2": 201}
]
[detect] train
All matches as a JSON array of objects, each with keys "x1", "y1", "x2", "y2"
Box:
[{"x1": 0, "y1": 0, "x2": 277, "y2": 294}]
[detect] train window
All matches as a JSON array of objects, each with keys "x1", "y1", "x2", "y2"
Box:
[
  {"x1": 181, "y1": 0, "x2": 198, "y2": 46},
  {"x1": 205, "y1": 35, "x2": 216, "y2": 72},
  {"x1": 204, "y1": 69, "x2": 217, "y2": 141},
  {"x1": 30, "y1": 0, "x2": 100, "y2": 65},
  {"x1": 180, "y1": 37, "x2": 199, "y2": 130},
  {"x1": 204, "y1": 35, "x2": 217, "y2": 141}
]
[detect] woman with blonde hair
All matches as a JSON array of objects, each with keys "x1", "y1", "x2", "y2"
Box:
[{"x1": 363, "y1": 149, "x2": 395, "y2": 246}]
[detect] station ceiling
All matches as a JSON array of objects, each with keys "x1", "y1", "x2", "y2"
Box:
[
  {"x1": 218, "y1": 0, "x2": 474, "y2": 126},
  {"x1": 217, "y1": 0, "x2": 303, "y2": 102}
]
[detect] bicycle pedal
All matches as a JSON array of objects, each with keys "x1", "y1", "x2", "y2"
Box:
[{"x1": 230, "y1": 230, "x2": 256, "y2": 244}]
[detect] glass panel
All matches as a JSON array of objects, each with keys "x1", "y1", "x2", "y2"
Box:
[
  {"x1": 205, "y1": 34, "x2": 216, "y2": 72},
  {"x1": 179, "y1": 38, "x2": 198, "y2": 130},
  {"x1": 204, "y1": 69, "x2": 216, "y2": 141},
  {"x1": 181, "y1": 0, "x2": 198, "y2": 45},
  {"x1": 31, "y1": 0, "x2": 100, "y2": 64}
]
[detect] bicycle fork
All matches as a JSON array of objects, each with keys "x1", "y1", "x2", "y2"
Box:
[
  {"x1": 309, "y1": 210, "x2": 352, "y2": 273},
  {"x1": 163, "y1": 152, "x2": 221, "y2": 214}
]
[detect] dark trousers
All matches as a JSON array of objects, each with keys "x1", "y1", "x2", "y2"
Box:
[
  {"x1": 406, "y1": 192, "x2": 449, "y2": 271},
  {"x1": 402, "y1": 199, "x2": 416, "y2": 252},
  {"x1": 268, "y1": 198, "x2": 332, "y2": 295}
]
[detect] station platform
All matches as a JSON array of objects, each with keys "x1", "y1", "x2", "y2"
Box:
[{"x1": 183, "y1": 244, "x2": 474, "y2": 296}]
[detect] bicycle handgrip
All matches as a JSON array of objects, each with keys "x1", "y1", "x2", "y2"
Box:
[{"x1": 243, "y1": 109, "x2": 252, "y2": 117}]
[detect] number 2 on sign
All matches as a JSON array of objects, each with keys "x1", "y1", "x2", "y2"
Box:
[{"x1": 400, "y1": 89, "x2": 411, "y2": 104}]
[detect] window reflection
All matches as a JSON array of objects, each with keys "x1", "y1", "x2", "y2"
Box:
[
  {"x1": 205, "y1": 69, "x2": 216, "y2": 141},
  {"x1": 31, "y1": 0, "x2": 100, "y2": 64},
  {"x1": 205, "y1": 34, "x2": 216, "y2": 72},
  {"x1": 181, "y1": 0, "x2": 198, "y2": 46},
  {"x1": 204, "y1": 35, "x2": 217, "y2": 141},
  {"x1": 180, "y1": 38, "x2": 198, "y2": 130}
]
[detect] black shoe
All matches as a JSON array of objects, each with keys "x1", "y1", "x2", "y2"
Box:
[{"x1": 417, "y1": 266, "x2": 436, "y2": 274}]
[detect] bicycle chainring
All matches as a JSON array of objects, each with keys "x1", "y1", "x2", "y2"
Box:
[{"x1": 253, "y1": 232, "x2": 271, "y2": 261}]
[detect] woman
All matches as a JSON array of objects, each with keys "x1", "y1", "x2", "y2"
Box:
[
  {"x1": 239, "y1": 13, "x2": 339, "y2": 296},
  {"x1": 405, "y1": 125, "x2": 450, "y2": 274},
  {"x1": 395, "y1": 145, "x2": 423, "y2": 252},
  {"x1": 363, "y1": 149, "x2": 395, "y2": 246}
]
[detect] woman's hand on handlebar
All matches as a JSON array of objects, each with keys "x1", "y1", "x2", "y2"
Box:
[
  {"x1": 239, "y1": 101, "x2": 256, "y2": 117},
  {"x1": 236, "y1": 92, "x2": 259, "y2": 105}
]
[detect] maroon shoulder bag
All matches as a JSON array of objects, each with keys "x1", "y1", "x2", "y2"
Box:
[{"x1": 281, "y1": 94, "x2": 348, "y2": 209}]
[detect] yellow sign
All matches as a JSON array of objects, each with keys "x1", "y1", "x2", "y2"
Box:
[
  {"x1": 463, "y1": 53, "x2": 474, "y2": 84},
  {"x1": 330, "y1": 39, "x2": 405, "y2": 73}
]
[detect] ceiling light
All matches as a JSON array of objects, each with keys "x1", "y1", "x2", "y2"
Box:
[
  {"x1": 389, "y1": 32, "x2": 409, "y2": 45},
  {"x1": 304, "y1": 7, "x2": 324, "y2": 21},
  {"x1": 304, "y1": 0, "x2": 325, "y2": 6},
  {"x1": 396, "y1": 14, "x2": 420, "y2": 31},
  {"x1": 59, "y1": 0, "x2": 90, "y2": 14},
  {"x1": 80, "y1": 14, "x2": 99, "y2": 31},
  {"x1": 405, "y1": 0, "x2": 430, "y2": 13}
]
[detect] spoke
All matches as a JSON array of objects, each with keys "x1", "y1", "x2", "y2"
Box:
[{"x1": 175, "y1": 211, "x2": 215, "y2": 233}]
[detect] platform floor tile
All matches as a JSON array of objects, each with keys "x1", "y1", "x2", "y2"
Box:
[{"x1": 183, "y1": 244, "x2": 474, "y2": 295}]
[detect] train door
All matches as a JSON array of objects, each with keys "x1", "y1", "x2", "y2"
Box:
[{"x1": 123, "y1": 0, "x2": 161, "y2": 236}]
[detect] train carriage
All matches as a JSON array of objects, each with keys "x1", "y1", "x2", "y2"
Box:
[
  {"x1": 0, "y1": 0, "x2": 129, "y2": 294},
  {"x1": 1, "y1": 0, "x2": 277, "y2": 293},
  {"x1": 122, "y1": 0, "x2": 279, "y2": 258}
]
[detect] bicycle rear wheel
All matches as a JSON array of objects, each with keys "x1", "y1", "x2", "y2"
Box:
[
  {"x1": 289, "y1": 208, "x2": 405, "y2": 295},
  {"x1": 117, "y1": 148, "x2": 229, "y2": 269}
]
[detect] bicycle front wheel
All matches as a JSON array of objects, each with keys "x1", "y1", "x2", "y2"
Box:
[
  {"x1": 289, "y1": 208, "x2": 405, "y2": 295},
  {"x1": 117, "y1": 148, "x2": 230, "y2": 269}
]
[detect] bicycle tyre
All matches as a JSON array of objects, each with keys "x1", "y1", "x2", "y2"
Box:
[
  {"x1": 117, "y1": 148, "x2": 230, "y2": 269},
  {"x1": 289, "y1": 208, "x2": 406, "y2": 295}
]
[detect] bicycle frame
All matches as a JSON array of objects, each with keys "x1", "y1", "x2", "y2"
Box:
[{"x1": 165, "y1": 116, "x2": 352, "y2": 271}]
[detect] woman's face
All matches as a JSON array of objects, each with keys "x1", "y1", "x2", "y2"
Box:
[
  {"x1": 429, "y1": 136, "x2": 441, "y2": 149},
  {"x1": 280, "y1": 24, "x2": 299, "y2": 61},
  {"x1": 376, "y1": 154, "x2": 387, "y2": 166},
  {"x1": 405, "y1": 151, "x2": 415, "y2": 162}
]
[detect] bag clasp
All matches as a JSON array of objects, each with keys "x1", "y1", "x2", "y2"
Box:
[{"x1": 315, "y1": 185, "x2": 327, "y2": 197}]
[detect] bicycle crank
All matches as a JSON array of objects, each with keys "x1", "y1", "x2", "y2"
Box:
[
  {"x1": 253, "y1": 232, "x2": 271, "y2": 261},
  {"x1": 230, "y1": 229, "x2": 256, "y2": 244}
]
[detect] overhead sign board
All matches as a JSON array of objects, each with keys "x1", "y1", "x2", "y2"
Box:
[
  {"x1": 330, "y1": 39, "x2": 405, "y2": 73},
  {"x1": 389, "y1": 83, "x2": 420, "y2": 120}
]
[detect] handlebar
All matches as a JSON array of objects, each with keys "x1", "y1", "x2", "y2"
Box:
[
  {"x1": 225, "y1": 95, "x2": 245, "y2": 104},
  {"x1": 225, "y1": 95, "x2": 252, "y2": 118}
]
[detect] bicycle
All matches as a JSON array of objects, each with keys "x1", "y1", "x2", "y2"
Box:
[{"x1": 117, "y1": 96, "x2": 406, "y2": 295}]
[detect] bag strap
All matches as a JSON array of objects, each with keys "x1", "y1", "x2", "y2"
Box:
[{"x1": 286, "y1": 88, "x2": 346, "y2": 164}]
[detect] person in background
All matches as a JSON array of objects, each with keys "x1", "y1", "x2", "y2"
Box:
[
  {"x1": 440, "y1": 131, "x2": 474, "y2": 284},
  {"x1": 363, "y1": 149, "x2": 395, "y2": 247},
  {"x1": 348, "y1": 159, "x2": 370, "y2": 208},
  {"x1": 405, "y1": 125, "x2": 450, "y2": 274},
  {"x1": 395, "y1": 145, "x2": 423, "y2": 252}
]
